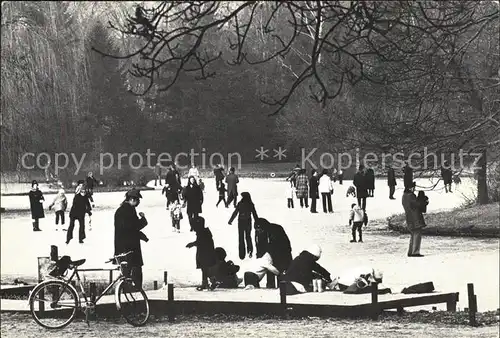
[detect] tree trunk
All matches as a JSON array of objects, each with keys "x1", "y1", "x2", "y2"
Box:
[{"x1": 476, "y1": 149, "x2": 489, "y2": 205}]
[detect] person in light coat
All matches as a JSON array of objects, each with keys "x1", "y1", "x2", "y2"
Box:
[
  {"x1": 188, "y1": 164, "x2": 200, "y2": 180},
  {"x1": 318, "y1": 169, "x2": 333, "y2": 213},
  {"x1": 243, "y1": 252, "x2": 280, "y2": 289},
  {"x1": 48, "y1": 189, "x2": 68, "y2": 231}
]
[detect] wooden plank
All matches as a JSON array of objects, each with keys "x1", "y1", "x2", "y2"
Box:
[{"x1": 376, "y1": 292, "x2": 459, "y2": 310}]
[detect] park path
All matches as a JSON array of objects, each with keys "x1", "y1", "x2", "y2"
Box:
[
  {"x1": 1, "y1": 178, "x2": 498, "y2": 312},
  {"x1": 1, "y1": 312, "x2": 499, "y2": 338}
]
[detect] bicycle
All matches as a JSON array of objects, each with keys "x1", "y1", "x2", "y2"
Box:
[{"x1": 28, "y1": 251, "x2": 150, "y2": 329}]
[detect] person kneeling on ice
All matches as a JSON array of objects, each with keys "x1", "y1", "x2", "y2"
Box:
[
  {"x1": 209, "y1": 247, "x2": 241, "y2": 289},
  {"x1": 186, "y1": 216, "x2": 216, "y2": 291},
  {"x1": 327, "y1": 267, "x2": 387, "y2": 294},
  {"x1": 282, "y1": 245, "x2": 332, "y2": 295},
  {"x1": 243, "y1": 252, "x2": 280, "y2": 290}
]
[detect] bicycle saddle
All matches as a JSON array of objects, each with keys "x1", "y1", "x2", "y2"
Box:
[{"x1": 69, "y1": 259, "x2": 86, "y2": 267}]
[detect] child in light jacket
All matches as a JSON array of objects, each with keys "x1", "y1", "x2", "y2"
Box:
[
  {"x1": 349, "y1": 203, "x2": 365, "y2": 243},
  {"x1": 49, "y1": 189, "x2": 68, "y2": 231},
  {"x1": 243, "y1": 252, "x2": 280, "y2": 289},
  {"x1": 169, "y1": 200, "x2": 183, "y2": 233}
]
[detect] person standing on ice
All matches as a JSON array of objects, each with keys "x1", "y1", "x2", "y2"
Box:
[{"x1": 29, "y1": 180, "x2": 44, "y2": 232}]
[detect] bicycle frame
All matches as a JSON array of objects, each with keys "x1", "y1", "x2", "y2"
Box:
[{"x1": 59, "y1": 267, "x2": 125, "y2": 306}]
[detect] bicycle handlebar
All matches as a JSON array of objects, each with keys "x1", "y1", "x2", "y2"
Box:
[{"x1": 105, "y1": 251, "x2": 134, "y2": 264}]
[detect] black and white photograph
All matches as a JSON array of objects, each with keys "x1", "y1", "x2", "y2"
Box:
[{"x1": 1, "y1": 1, "x2": 499, "y2": 337}]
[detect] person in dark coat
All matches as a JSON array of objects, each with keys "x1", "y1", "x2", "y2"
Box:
[
  {"x1": 441, "y1": 161, "x2": 453, "y2": 193},
  {"x1": 338, "y1": 169, "x2": 344, "y2": 185},
  {"x1": 162, "y1": 183, "x2": 179, "y2": 208},
  {"x1": 28, "y1": 180, "x2": 44, "y2": 231},
  {"x1": 166, "y1": 165, "x2": 182, "y2": 195},
  {"x1": 216, "y1": 182, "x2": 228, "y2": 208},
  {"x1": 67, "y1": 186, "x2": 92, "y2": 244},
  {"x1": 229, "y1": 192, "x2": 258, "y2": 260},
  {"x1": 254, "y1": 218, "x2": 292, "y2": 274},
  {"x1": 365, "y1": 166, "x2": 375, "y2": 197},
  {"x1": 403, "y1": 161, "x2": 413, "y2": 190},
  {"x1": 85, "y1": 171, "x2": 99, "y2": 204},
  {"x1": 286, "y1": 164, "x2": 301, "y2": 188},
  {"x1": 402, "y1": 183, "x2": 426, "y2": 257},
  {"x1": 353, "y1": 165, "x2": 368, "y2": 211},
  {"x1": 387, "y1": 165, "x2": 397, "y2": 200},
  {"x1": 309, "y1": 170, "x2": 319, "y2": 213},
  {"x1": 282, "y1": 245, "x2": 332, "y2": 295},
  {"x1": 213, "y1": 164, "x2": 225, "y2": 190},
  {"x1": 186, "y1": 216, "x2": 216, "y2": 291},
  {"x1": 183, "y1": 176, "x2": 204, "y2": 231},
  {"x1": 114, "y1": 188, "x2": 148, "y2": 288},
  {"x1": 225, "y1": 167, "x2": 239, "y2": 207},
  {"x1": 154, "y1": 161, "x2": 162, "y2": 186}
]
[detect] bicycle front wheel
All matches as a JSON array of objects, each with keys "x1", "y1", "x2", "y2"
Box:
[
  {"x1": 115, "y1": 279, "x2": 150, "y2": 326},
  {"x1": 29, "y1": 280, "x2": 79, "y2": 329}
]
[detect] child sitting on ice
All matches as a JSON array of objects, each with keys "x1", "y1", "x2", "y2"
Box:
[
  {"x1": 208, "y1": 247, "x2": 241, "y2": 289},
  {"x1": 243, "y1": 252, "x2": 280, "y2": 289}
]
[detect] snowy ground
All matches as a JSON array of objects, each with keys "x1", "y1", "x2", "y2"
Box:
[{"x1": 1, "y1": 178, "x2": 498, "y2": 311}]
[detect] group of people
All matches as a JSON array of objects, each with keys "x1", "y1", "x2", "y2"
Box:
[
  {"x1": 160, "y1": 164, "x2": 241, "y2": 233},
  {"x1": 28, "y1": 172, "x2": 100, "y2": 245},
  {"x1": 286, "y1": 167, "x2": 337, "y2": 214},
  {"x1": 184, "y1": 210, "x2": 333, "y2": 295},
  {"x1": 28, "y1": 158, "x2": 458, "y2": 293}
]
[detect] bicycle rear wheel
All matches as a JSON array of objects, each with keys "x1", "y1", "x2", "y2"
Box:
[
  {"x1": 29, "y1": 280, "x2": 79, "y2": 329},
  {"x1": 115, "y1": 279, "x2": 150, "y2": 326}
]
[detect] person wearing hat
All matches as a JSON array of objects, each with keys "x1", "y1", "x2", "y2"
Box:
[
  {"x1": 402, "y1": 182, "x2": 426, "y2": 257},
  {"x1": 114, "y1": 188, "x2": 149, "y2": 288},
  {"x1": 28, "y1": 180, "x2": 45, "y2": 231},
  {"x1": 282, "y1": 244, "x2": 332, "y2": 295}
]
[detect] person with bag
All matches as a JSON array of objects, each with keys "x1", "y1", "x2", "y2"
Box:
[{"x1": 402, "y1": 182, "x2": 427, "y2": 257}]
